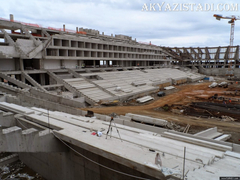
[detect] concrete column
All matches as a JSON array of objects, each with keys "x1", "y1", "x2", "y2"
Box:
[
  {"x1": 39, "y1": 59, "x2": 44, "y2": 70},
  {"x1": 10, "y1": 14, "x2": 14, "y2": 21},
  {"x1": 21, "y1": 74, "x2": 25, "y2": 83},
  {"x1": 49, "y1": 76, "x2": 56, "y2": 85},
  {"x1": 40, "y1": 74, "x2": 46, "y2": 85},
  {"x1": 60, "y1": 60, "x2": 65, "y2": 68},
  {"x1": 20, "y1": 58, "x2": 24, "y2": 71},
  {"x1": 10, "y1": 14, "x2": 14, "y2": 34},
  {"x1": 93, "y1": 60, "x2": 96, "y2": 68}
]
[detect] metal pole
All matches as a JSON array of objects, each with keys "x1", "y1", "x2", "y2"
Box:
[{"x1": 182, "y1": 147, "x2": 186, "y2": 180}]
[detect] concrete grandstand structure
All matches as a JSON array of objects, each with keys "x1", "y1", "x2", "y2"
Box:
[{"x1": 0, "y1": 14, "x2": 240, "y2": 180}]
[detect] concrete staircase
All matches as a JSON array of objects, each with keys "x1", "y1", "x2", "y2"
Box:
[
  {"x1": 0, "y1": 73, "x2": 32, "y2": 89},
  {"x1": 47, "y1": 70, "x2": 95, "y2": 105},
  {"x1": 68, "y1": 68, "x2": 115, "y2": 96},
  {"x1": 0, "y1": 81, "x2": 23, "y2": 95}
]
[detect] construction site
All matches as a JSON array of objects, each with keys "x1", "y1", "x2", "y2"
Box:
[{"x1": 0, "y1": 14, "x2": 240, "y2": 180}]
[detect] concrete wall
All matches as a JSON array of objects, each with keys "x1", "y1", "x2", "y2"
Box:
[
  {"x1": 5, "y1": 94, "x2": 84, "y2": 116},
  {"x1": 43, "y1": 59, "x2": 61, "y2": 69},
  {"x1": 199, "y1": 67, "x2": 240, "y2": 77},
  {"x1": 16, "y1": 39, "x2": 35, "y2": 47},
  {"x1": 19, "y1": 145, "x2": 158, "y2": 180},
  {"x1": 0, "y1": 46, "x2": 19, "y2": 58},
  {"x1": 0, "y1": 59, "x2": 15, "y2": 71},
  {"x1": 64, "y1": 60, "x2": 78, "y2": 69},
  {"x1": 159, "y1": 82, "x2": 171, "y2": 90},
  {"x1": 29, "y1": 88, "x2": 85, "y2": 108}
]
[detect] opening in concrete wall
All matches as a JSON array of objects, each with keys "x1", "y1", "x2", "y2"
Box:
[
  {"x1": 92, "y1": 43, "x2": 97, "y2": 49},
  {"x1": 47, "y1": 49, "x2": 58, "y2": 56},
  {"x1": 76, "y1": 51, "x2": 83, "y2": 57},
  {"x1": 24, "y1": 59, "x2": 40, "y2": 70},
  {"x1": 59, "y1": 50, "x2": 68, "y2": 56},
  {"x1": 68, "y1": 50, "x2": 76, "y2": 57},
  {"x1": 62, "y1": 40, "x2": 69, "y2": 47},
  {"x1": 78, "y1": 41, "x2": 84, "y2": 48},
  {"x1": 71, "y1": 41, "x2": 78, "y2": 48},
  {"x1": 54, "y1": 39, "x2": 61, "y2": 46}
]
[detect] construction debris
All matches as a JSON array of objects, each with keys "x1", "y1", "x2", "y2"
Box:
[
  {"x1": 183, "y1": 124, "x2": 191, "y2": 133},
  {"x1": 164, "y1": 86, "x2": 175, "y2": 90},
  {"x1": 136, "y1": 96, "x2": 154, "y2": 103},
  {"x1": 209, "y1": 82, "x2": 218, "y2": 88},
  {"x1": 221, "y1": 115, "x2": 236, "y2": 122}
]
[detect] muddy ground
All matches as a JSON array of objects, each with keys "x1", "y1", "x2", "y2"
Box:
[{"x1": 86, "y1": 81, "x2": 240, "y2": 144}]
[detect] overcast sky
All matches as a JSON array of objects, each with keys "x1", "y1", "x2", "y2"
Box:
[{"x1": 1, "y1": 0, "x2": 240, "y2": 47}]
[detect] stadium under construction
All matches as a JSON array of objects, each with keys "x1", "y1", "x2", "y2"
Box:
[{"x1": 0, "y1": 14, "x2": 240, "y2": 180}]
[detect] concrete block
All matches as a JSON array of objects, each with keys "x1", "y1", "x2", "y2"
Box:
[
  {"x1": 214, "y1": 134, "x2": 231, "y2": 141},
  {"x1": 22, "y1": 128, "x2": 38, "y2": 135},
  {"x1": 105, "y1": 116, "x2": 111, "y2": 122},
  {"x1": 125, "y1": 113, "x2": 168, "y2": 126},
  {"x1": 162, "y1": 132, "x2": 232, "y2": 151},
  {"x1": 225, "y1": 151, "x2": 240, "y2": 159},
  {"x1": 119, "y1": 115, "x2": 131, "y2": 121},
  {"x1": 81, "y1": 111, "x2": 87, "y2": 116},
  {"x1": 194, "y1": 127, "x2": 223, "y2": 139}
]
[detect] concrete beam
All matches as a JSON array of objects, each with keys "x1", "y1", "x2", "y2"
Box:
[
  {"x1": 0, "y1": 72, "x2": 31, "y2": 89},
  {"x1": 21, "y1": 72, "x2": 47, "y2": 92}
]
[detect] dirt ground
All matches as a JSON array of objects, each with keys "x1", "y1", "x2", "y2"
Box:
[{"x1": 85, "y1": 82, "x2": 240, "y2": 144}]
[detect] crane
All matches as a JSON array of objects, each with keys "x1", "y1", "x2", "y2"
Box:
[{"x1": 213, "y1": 14, "x2": 240, "y2": 76}]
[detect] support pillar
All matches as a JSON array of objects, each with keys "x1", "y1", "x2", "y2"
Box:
[
  {"x1": 20, "y1": 58, "x2": 24, "y2": 71},
  {"x1": 40, "y1": 74, "x2": 46, "y2": 86},
  {"x1": 93, "y1": 60, "x2": 96, "y2": 68},
  {"x1": 60, "y1": 60, "x2": 65, "y2": 68},
  {"x1": 20, "y1": 58, "x2": 25, "y2": 82}
]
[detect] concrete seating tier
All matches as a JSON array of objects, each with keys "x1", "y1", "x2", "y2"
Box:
[{"x1": 64, "y1": 78, "x2": 113, "y2": 102}]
